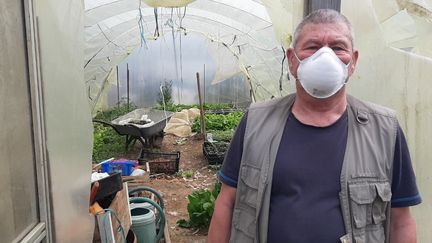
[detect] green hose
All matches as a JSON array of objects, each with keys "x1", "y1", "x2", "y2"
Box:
[
  {"x1": 129, "y1": 186, "x2": 165, "y2": 209},
  {"x1": 129, "y1": 186, "x2": 165, "y2": 228}
]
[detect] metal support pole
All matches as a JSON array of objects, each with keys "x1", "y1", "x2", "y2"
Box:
[
  {"x1": 127, "y1": 63, "x2": 130, "y2": 111},
  {"x1": 116, "y1": 65, "x2": 120, "y2": 108}
]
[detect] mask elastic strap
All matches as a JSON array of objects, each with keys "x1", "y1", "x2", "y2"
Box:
[
  {"x1": 293, "y1": 51, "x2": 302, "y2": 63},
  {"x1": 345, "y1": 58, "x2": 352, "y2": 67},
  {"x1": 343, "y1": 58, "x2": 352, "y2": 84}
]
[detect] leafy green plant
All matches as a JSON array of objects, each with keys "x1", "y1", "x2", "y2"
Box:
[
  {"x1": 181, "y1": 170, "x2": 194, "y2": 178},
  {"x1": 203, "y1": 103, "x2": 235, "y2": 110},
  {"x1": 94, "y1": 103, "x2": 137, "y2": 122},
  {"x1": 157, "y1": 80, "x2": 174, "y2": 109},
  {"x1": 211, "y1": 130, "x2": 235, "y2": 142},
  {"x1": 192, "y1": 112, "x2": 244, "y2": 132},
  {"x1": 155, "y1": 103, "x2": 192, "y2": 112},
  {"x1": 92, "y1": 124, "x2": 125, "y2": 163},
  {"x1": 177, "y1": 182, "x2": 222, "y2": 229}
]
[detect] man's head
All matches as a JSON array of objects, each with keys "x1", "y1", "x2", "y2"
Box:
[
  {"x1": 287, "y1": 9, "x2": 359, "y2": 99},
  {"x1": 292, "y1": 9, "x2": 355, "y2": 48}
]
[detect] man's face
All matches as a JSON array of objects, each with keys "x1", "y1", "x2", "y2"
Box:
[{"x1": 287, "y1": 22, "x2": 358, "y2": 80}]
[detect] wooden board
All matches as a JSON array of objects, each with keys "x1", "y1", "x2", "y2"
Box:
[
  {"x1": 108, "y1": 183, "x2": 131, "y2": 243},
  {"x1": 163, "y1": 217, "x2": 171, "y2": 243},
  {"x1": 123, "y1": 174, "x2": 150, "y2": 189}
]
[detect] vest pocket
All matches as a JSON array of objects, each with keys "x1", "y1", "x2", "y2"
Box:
[
  {"x1": 372, "y1": 182, "x2": 391, "y2": 224},
  {"x1": 232, "y1": 208, "x2": 256, "y2": 240},
  {"x1": 239, "y1": 164, "x2": 261, "y2": 208},
  {"x1": 353, "y1": 224, "x2": 385, "y2": 243},
  {"x1": 349, "y1": 183, "x2": 376, "y2": 228},
  {"x1": 348, "y1": 181, "x2": 391, "y2": 243}
]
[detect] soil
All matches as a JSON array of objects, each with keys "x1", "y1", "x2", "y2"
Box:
[{"x1": 126, "y1": 134, "x2": 219, "y2": 243}]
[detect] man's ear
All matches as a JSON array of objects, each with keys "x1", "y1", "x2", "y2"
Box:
[
  {"x1": 349, "y1": 49, "x2": 359, "y2": 76},
  {"x1": 287, "y1": 48, "x2": 298, "y2": 79}
]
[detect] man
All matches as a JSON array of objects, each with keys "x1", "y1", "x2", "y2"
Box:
[{"x1": 208, "y1": 9, "x2": 421, "y2": 243}]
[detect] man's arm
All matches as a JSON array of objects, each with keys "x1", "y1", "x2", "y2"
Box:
[
  {"x1": 389, "y1": 207, "x2": 416, "y2": 243},
  {"x1": 208, "y1": 183, "x2": 237, "y2": 243}
]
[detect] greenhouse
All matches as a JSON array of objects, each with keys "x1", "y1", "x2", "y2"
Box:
[{"x1": 1, "y1": 0, "x2": 431, "y2": 242}]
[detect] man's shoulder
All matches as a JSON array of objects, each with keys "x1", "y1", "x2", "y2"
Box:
[
  {"x1": 249, "y1": 94, "x2": 296, "y2": 111},
  {"x1": 347, "y1": 94, "x2": 396, "y2": 118}
]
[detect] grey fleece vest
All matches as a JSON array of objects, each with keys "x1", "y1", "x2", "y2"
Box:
[{"x1": 229, "y1": 94, "x2": 397, "y2": 243}]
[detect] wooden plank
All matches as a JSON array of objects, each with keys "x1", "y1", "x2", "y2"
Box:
[
  {"x1": 122, "y1": 174, "x2": 150, "y2": 183},
  {"x1": 196, "y1": 72, "x2": 206, "y2": 136},
  {"x1": 109, "y1": 183, "x2": 131, "y2": 243},
  {"x1": 163, "y1": 217, "x2": 171, "y2": 243},
  {"x1": 96, "y1": 213, "x2": 115, "y2": 243},
  {"x1": 146, "y1": 162, "x2": 150, "y2": 173}
]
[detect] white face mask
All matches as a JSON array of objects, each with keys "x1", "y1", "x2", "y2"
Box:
[{"x1": 294, "y1": 47, "x2": 350, "y2": 99}]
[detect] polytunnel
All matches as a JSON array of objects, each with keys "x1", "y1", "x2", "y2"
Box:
[
  {"x1": 1, "y1": 0, "x2": 432, "y2": 242},
  {"x1": 84, "y1": 0, "x2": 305, "y2": 112}
]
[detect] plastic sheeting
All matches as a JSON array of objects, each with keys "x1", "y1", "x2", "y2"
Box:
[
  {"x1": 84, "y1": 0, "x2": 432, "y2": 241},
  {"x1": 35, "y1": 0, "x2": 94, "y2": 242},
  {"x1": 342, "y1": 1, "x2": 432, "y2": 242},
  {"x1": 104, "y1": 33, "x2": 252, "y2": 109},
  {"x1": 143, "y1": 0, "x2": 197, "y2": 8},
  {"x1": 84, "y1": 0, "x2": 295, "y2": 113},
  {"x1": 261, "y1": 0, "x2": 304, "y2": 48}
]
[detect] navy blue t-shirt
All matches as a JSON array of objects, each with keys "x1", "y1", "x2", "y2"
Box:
[{"x1": 218, "y1": 110, "x2": 421, "y2": 243}]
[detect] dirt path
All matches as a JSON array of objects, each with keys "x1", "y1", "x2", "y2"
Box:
[{"x1": 131, "y1": 134, "x2": 218, "y2": 243}]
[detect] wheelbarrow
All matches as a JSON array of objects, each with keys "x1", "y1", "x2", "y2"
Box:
[{"x1": 93, "y1": 108, "x2": 173, "y2": 151}]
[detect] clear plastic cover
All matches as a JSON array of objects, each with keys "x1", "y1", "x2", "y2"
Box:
[{"x1": 83, "y1": 1, "x2": 431, "y2": 241}]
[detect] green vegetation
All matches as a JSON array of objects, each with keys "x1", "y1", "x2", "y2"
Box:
[
  {"x1": 192, "y1": 112, "x2": 244, "y2": 132},
  {"x1": 202, "y1": 103, "x2": 236, "y2": 110},
  {"x1": 94, "y1": 103, "x2": 137, "y2": 122},
  {"x1": 177, "y1": 182, "x2": 222, "y2": 229},
  {"x1": 155, "y1": 103, "x2": 236, "y2": 112},
  {"x1": 211, "y1": 130, "x2": 235, "y2": 142},
  {"x1": 92, "y1": 102, "x2": 243, "y2": 162},
  {"x1": 181, "y1": 170, "x2": 194, "y2": 179},
  {"x1": 92, "y1": 103, "x2": 136, "y2": 163},
  {"x1": 157, "y1": 80, "x2": 174, "y2": 109},
  {"x1": 207, "y1": 164, "x2": 222, "y2": 171},
  {"x1": 92, "y1": 124, "x2": 125, "y2": 163}
]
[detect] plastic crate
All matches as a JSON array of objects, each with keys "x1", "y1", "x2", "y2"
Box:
[
  {"x1": 138, "y1": 150, "x2": 180, "y2": 174},
  {"x1": 203, "y1": 141, "x2": 229, "y2": 165},
  {"x1": 101, "y1": 161, "x2": 135, "y2": 176}
]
